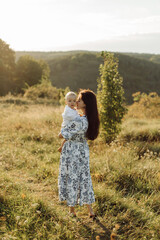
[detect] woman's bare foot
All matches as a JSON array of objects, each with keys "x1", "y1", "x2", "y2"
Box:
[{"x1": 86, "y1": 204, "x2": 96, "y2": 219}]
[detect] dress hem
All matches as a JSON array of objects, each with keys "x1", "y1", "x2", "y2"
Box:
[{"x1": 59, "y1": 199, "x2": 95, "y2": 207}]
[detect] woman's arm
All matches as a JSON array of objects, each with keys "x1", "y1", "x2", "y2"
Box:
[{"x1": 61, "y1": 117, "x2": 88, "y2": 140}]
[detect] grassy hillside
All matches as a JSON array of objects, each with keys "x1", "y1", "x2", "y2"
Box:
[
  {"x1": 15, "y1": 51, "x2": 160, "y2": 104},
  {"x1": 0, "y1": 98, "x2": 160, "y2": 239}
]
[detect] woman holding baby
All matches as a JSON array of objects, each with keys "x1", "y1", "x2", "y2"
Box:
[{"x1": 58, "y1": 89, "x2": 100, "y2": 218}]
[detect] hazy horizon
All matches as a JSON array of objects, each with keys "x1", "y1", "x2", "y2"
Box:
[{"x1": 1, "y1": 0, "x2": 160, "y2": 54}]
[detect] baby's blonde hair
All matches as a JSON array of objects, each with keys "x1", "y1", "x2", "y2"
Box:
[{"x1": 65, "y1": 91, "x2": 77, "y2": 100}]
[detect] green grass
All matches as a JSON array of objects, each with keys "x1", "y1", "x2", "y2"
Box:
[{"x1": 0, "y1": 101, "x2": 160, "y2": 239}]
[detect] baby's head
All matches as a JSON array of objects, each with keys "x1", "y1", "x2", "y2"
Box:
[{"x1": 65, "y1": 92, "x2": 77, "y2": 109}]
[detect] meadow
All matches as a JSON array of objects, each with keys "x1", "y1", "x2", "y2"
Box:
[{"x1": 0, "y1": 96, "x2": 160, "y2": 240}]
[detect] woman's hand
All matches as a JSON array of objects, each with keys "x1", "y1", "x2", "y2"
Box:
[{"x1": 58, "y1": 133, "x2": 63, "y2": 138}]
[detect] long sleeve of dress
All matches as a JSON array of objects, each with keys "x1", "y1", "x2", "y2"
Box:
[{"x1": 61, "y1": 116, "x2": 88, "y2": 140}]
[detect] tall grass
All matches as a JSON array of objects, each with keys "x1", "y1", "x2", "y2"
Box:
[{"x1": 0, "y1": 98, "x2": 160, "y2": 239}]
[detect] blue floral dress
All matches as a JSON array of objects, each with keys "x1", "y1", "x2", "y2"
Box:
[{"x1": 58, "y1": 116, "x2": 95, "y2": 206}]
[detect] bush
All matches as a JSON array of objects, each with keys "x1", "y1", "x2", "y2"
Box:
[
  {"x1": 128, "y1": 92, "x2": 160, "y2": 118},
  {"x1": 24, "y1": 82, "x2": 59, "y2": 101}
]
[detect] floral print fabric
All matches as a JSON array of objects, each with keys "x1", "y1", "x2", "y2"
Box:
[{"x1": 58, "y1": 116, "x2": 95, "y2": 206}]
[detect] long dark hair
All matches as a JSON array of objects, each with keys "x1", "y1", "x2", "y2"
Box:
[{"x1": 79, "y1": 89, "x2": 100, "y2": 140}]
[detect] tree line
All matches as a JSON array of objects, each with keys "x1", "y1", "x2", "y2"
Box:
[
  {"x1": 0, "y1": 39, "x2": 49, "y2": 96},
  {"x1": 1, "y1": 38, "x2": 160, "y2": 103}
]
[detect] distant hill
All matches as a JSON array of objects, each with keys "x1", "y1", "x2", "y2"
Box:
[
  {"x1": 123, "y1": 53, "x2": 160, "y2": 65},
  {"x1": 15, "y1": 50, "x2": 95, "y2": 61},
  {"x1": 116, "y1": 53, "x2": 160, "y2": 103},
  {"x1": 15, "y1": 51, "x2": 160, "y2": 104}
]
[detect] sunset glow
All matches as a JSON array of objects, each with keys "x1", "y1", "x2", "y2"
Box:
[{"x1": 0, "y1": 0, "x2": 160, "y2": 53}]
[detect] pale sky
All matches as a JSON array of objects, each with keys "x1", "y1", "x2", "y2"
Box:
[{"x1": 0, "y1": 0, "x2": 160, "y2": 53}]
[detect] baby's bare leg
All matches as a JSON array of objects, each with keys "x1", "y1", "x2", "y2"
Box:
[{"x1": 58, "y1": 139, "x2": 66, "y2": 152}]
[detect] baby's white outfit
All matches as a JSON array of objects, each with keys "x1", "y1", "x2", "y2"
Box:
[{"x1": 62, "y1": 105, "x2": 79, "y2": 127}]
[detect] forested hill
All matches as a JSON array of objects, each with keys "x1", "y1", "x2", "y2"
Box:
[
  {"x1": 15, "y1": 51, "x2": 160, "y2": 103},
  {"x1": 123, "y1": 52, "x2": 160, "y2": 64},
  {"x1": 117, "y1": 53, "x2": 160, "y2": 102}
]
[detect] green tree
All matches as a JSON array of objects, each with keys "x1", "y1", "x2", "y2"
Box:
[
  {"x1": 97, "y1": 52, "x2": 127, "y2": 143},
  {"x1": 0, "y1": 39, "x2": 15, "y2": 95},
  {"x1": 39, "y1": 59, "x2": 50, "y2": 83},
  {"x1": 15, "y1": 55, "x2": 45, "y2": 92}
]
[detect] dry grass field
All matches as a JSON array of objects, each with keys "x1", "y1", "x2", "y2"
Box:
[{"x1": 0, "y1": 97, "x2": 160, "y2": 239}]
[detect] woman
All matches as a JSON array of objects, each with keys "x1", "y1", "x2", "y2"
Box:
[{"x1": 58, "y1": 89, "x2": 100, "y2": 217}]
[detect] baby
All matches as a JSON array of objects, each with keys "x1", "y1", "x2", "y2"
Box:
[{"x1": 58, "y1": 91, "x2": 79, "y2": 152}]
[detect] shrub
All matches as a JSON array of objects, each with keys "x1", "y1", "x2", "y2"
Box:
[
  {"x1": 128, "y1": 92, "x2": 160, "y2": 118},
  {"x1": 24, "y1": 82, "x2": 59, "y2": 101}
]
